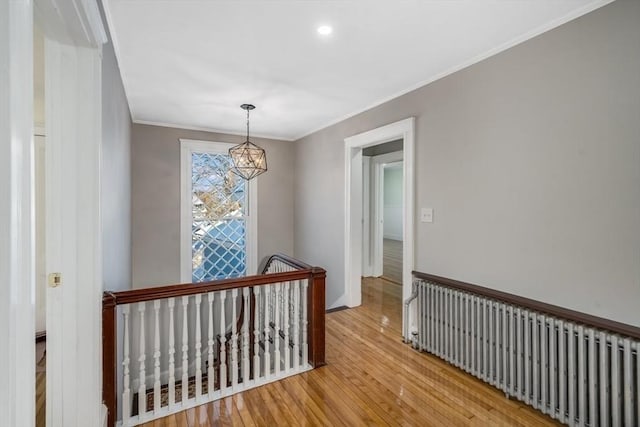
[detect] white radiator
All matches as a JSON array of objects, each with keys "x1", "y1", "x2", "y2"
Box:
[{"x1": 409, "y1": 278, "x2": 640, "y2": 427}]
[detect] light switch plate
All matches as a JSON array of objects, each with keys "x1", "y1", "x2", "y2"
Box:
[{"x1": 421, "y1": 208, "x2": 433, "y2": 223}]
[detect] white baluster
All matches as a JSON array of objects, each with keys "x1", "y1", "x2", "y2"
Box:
[
  {"x1": 168, "y1": 298, "x2": 176, "y2": 408},
  {"x1": 292, "y1": 281, "x2": 300, "y2": 371},
  {"x1": 153, "y1": 300, "x2": 161, "y2": 413},
  {"x1": 242, "y1": 287, "x2": 250, "y2": 384},
  {"x1": 302, "y1": 279, "x2": 308, "y2": 367},
  {"x1": 231, "y1": 289, "x2": 239, "y2": 388},
  {"x1": 138, "y1": 302, "x2": 147, "y2": 416},
  {"x1": 219, "y1": 290, "x2": 227, "y2": 391},
  {"x1": 264, "y1": 285, "x2": 271, "y2": 378},
  {"x1": 122, "y1": 305, "x2": 131, "y2": 422},
  {"x1": 283, "y1": 281, "x2": 290, "y2": 373},
  {"x1": 207, "y1": 292, "x2": 214, "y2": 396},
  {"x1": 195, "y1": 294, "x2": 202, "y2": 401},
  {"x1": 274, "y1": 283, "x2": 281, "y2": 376},
  {"x1": 181, "y1": 296, "x2": 189, "y2": 403},
  {"x1": 253, "y1": 286, "x2": 261, "y2": 380}
]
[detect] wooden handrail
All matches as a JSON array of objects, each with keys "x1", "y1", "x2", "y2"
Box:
[
  {"x1": 261, "y1": 253, "x2": 313, "y2": 274},
  {"x1": 103, "y1": 257, "x2": 325, "y2": 427},
  {"x1": 105, "y1": 270, "x2": 311, "y2": 306},
  {"x1": 413, "y1": 271, "x2": 640, "y2": 340}
]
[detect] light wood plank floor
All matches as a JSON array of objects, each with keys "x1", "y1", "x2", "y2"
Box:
[
  {"x1": 36, "y1": 341, "x2": 46, "y2": 427},
  {"x1": 382, "y1": 238, "x2": 402, "y2": 284},
  {"x1": 141, "y1": 277, "x2": 559, "y2": 426}
]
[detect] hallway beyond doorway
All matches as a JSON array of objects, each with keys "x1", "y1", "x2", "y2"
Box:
[{"x1": 382, "y1": 238, "x2": 402, "y2": 284}]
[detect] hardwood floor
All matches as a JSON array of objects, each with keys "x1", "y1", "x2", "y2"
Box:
[
  {"x1": 35, "y1": 341, "x2": 46, "y2": 427},
  {"x1": 141, "y1": 277, "x2": 559, "y2": 427},
  {"x1": 382, "y1": 238, "x2": 402, "y2": 284}
]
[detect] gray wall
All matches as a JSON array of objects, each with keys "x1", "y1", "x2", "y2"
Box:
[
  {"x1": 131, "y1": 124, "x2": 294, "y2": 288},
  {"x1": 293, "y1": 0, "x2": 640, "y2": 326},
  {"x1": 101, "y1": 1, "x2": 132, "y2": 292}
]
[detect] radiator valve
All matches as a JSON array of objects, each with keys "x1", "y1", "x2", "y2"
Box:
[{"x1": 411, "y1": 330, "x2": 419, "y2": 349}]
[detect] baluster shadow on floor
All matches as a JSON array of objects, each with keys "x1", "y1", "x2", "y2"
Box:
[{"x1": 136, "y1": 277, "x2": 559, "y2": 426}]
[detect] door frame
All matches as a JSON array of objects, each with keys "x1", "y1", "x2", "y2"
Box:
[
  {"x1": 344, "y1": 118, "x2": 415, "y2": 326},
  {"x1": 44, "y1": 36, "x2": 106, "y2": 426},
  {"x1": 0, "y1": 2, "x2": 35, "y2": 424},
  {"x1": 2, "y1": 1, "x2": 108, "y2": 426},
  {"x1": 361, "y1": 156, "x2": 372, "y2": 277}
]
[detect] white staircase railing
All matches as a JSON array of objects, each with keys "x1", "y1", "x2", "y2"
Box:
[{"x1": 103, "y1": 254, "x2": 326, "y2": 427}]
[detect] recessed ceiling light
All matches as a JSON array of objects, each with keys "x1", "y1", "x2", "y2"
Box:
[{"x1": 317, "y1": 25, "x2": 333, "y2": 36}]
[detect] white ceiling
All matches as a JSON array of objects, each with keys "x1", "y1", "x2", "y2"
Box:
[{"x1": 104, "y1": 0, "x2": 612, "y2": 141}]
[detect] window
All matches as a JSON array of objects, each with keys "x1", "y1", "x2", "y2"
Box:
[{"x1": 180, "y1": 140, "x2": 257, "y2": 282}]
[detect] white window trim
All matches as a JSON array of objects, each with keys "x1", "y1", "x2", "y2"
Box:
[{"x1": 179, "y1": 139, "x2": 258, "y2": 282}]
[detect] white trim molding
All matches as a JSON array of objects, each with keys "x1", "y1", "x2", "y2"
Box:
[
  {"x1": 0, "y1": 2, "x2": 35, "y2": 426},
  {"x1": 344, "y1": 118, "x2": 415, "y2": 323},
  {"x1": 35, "y1": 0, "x2": 107, "y2": 48},
  {"x1": 179, "y1": 139, "x2": 258, "y2": 283}
]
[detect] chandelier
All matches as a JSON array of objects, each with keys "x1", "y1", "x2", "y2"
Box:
[{"x1": 229, "y1": 104, "x2": 267, "y2": 180}]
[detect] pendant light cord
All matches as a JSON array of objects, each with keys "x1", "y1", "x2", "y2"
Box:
[{"x1": 246, "y1": 108, "x2": 250, "y2": 141}]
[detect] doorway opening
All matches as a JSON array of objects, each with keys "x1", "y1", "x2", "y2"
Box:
[
  {"x1": 344, "y1": 118, "x2": 415, "y2": 340},
  {"x1": 361, "y1": 142, "x2": 404, "y2": 286},
  {"x1": 34, "y1": 21, "x2": 47, "y2": 427},
  {"x1": 381, "y1": 162, "x2": 404, "y2": 284}
]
